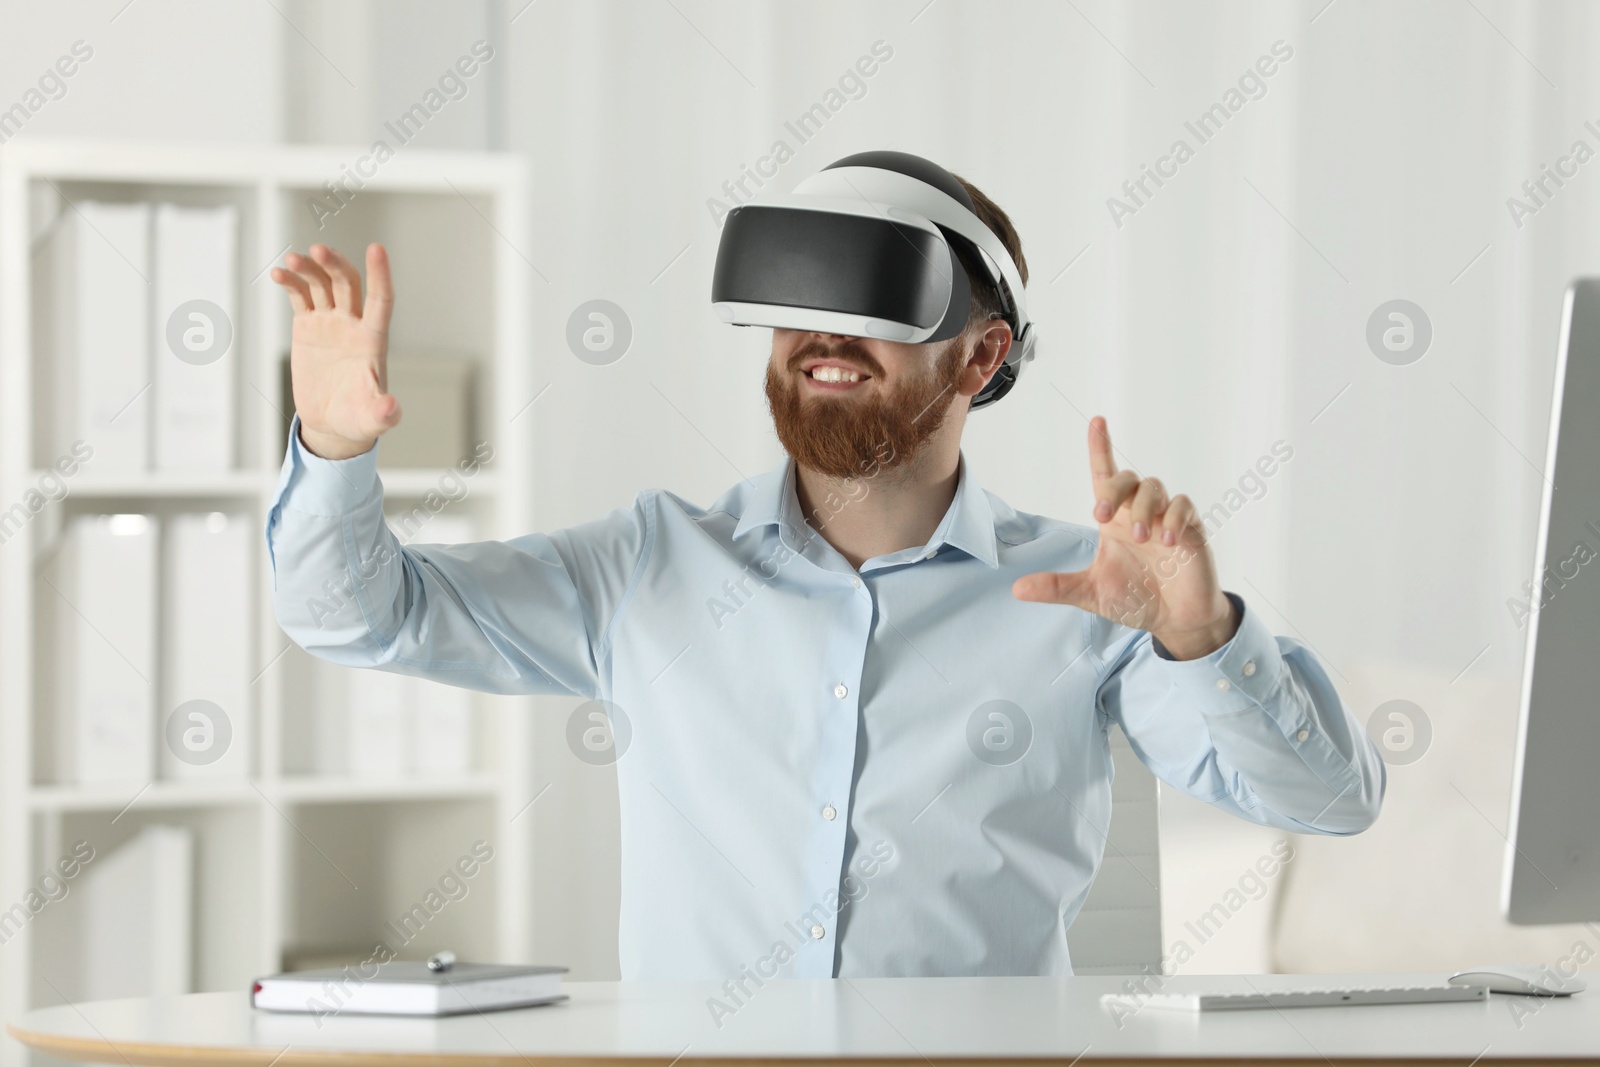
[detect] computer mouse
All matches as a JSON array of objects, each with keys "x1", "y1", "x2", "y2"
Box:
[{"x1": 1447, "y1": 963, "x2": 1587, "y2": 996}]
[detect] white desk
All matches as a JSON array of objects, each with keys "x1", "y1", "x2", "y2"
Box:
[{"x1": 10, "y1": 974, "x2": 1600, "y2": 1066}]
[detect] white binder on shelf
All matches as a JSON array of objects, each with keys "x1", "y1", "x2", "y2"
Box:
[
  {"x1": 160, "y1": 511, "x2": 252, "y2": 780},
  {"x1": 41, "y1": 201, "x2": 153, "y2": 473},
  {"x1": 411, "y1": 676, "x2": 474, "y2": 775},
  {"x1": 346, "y1": 668, "x2": 410, "y2": 777},
  {"x1": 344, "y1": 668, "x2": 475, "y2": 777},
  {"x1": 77, "y1": 824, "x2": 194, "y2": 999},
  {"x1": 53, "y1": 513, "x2": 158, "y2": 785},
  {"x1": 152, "y1": 203, "x2": 238, "y2": 471}
]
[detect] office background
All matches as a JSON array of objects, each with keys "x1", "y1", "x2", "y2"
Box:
[{"x1": 2, "y1": 0, "x2": 1596, "y2": 984}]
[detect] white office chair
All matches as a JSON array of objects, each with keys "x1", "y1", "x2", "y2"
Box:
[{"x1": 1063, "y1": 724, "x2": 1163, "y2": 975}]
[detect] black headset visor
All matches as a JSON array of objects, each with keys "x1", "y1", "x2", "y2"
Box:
[{"x1": 710, "y1": 204, "x2": 972, "y2": 342}]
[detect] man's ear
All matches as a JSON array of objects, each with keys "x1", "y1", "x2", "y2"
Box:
[{"x1": 957, "y1": 320, "x2": 1013, "y2": 398}]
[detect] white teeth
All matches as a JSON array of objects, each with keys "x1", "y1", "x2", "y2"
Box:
[{"x1": 810, "y1": 367, "x2": 862, "y2": 383}]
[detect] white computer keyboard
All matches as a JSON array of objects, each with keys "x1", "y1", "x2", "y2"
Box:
[{"x1": 1102, "y1": 981, "x2": 1489, "y2": 1012}]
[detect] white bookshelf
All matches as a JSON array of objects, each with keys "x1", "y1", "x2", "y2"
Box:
[{"x1": 0, "y1": 138, "x2": 535, "y2": 1063}]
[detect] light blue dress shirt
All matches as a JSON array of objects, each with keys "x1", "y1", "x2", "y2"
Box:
[{"x1": 265, "y1": 413, "x2": 1385, "y2": 981}]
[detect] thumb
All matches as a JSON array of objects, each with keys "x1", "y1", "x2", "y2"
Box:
[
  {"x1": 359, "y1": 392, "x2": 402, "y2": 439},
  {"x1": 1012, "y1": 568, "x2": 1097, "y2": 611}
]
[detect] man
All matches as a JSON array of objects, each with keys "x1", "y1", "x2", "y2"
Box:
[{"x1": 265, "y1": 157, "x2": 1384, "y2": 983}]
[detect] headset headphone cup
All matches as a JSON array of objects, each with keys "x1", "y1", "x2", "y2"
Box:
[{"x1": 944, "y1": 232, "x2": 1025, "y2": 409}]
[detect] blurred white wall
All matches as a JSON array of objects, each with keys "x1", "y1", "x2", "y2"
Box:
[
  {"x1": 0, "y1": 0, "x2": 284, "y2": 141},
  {"x1": 5, "y1": 0, "x2": 1598, "y2": 981}
]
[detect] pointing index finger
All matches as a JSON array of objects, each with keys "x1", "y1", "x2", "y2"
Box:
[
  {"x1": 363, "y1": 243, "x2": 394, "y2": 328},
  {"x1": 1088, "y1": 416, "x2": 1116, "y2": 482}
]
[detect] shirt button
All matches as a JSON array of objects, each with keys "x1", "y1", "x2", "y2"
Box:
[
  {"x1": 822, "y1": 804, "x2": 837, "y2": 821},
  {"x1": 850, "y1": 576, "x2": 861, "y2": 588},
  {"x1": 1296, "y1": 728, "x2": 1310, "y2": 742},
  {"x1": 1242, "y1": 660, "x2": 1257, "y2": 677},
  {"x1": 834, "y1": 683, "x2": 848, "y2": 699},
  {"x1": 810, "y1": 924, "x2": 826, "y2": 939},
  {"x1": 1215, "y1": 678, "x2": 1231, "y2": 692}
]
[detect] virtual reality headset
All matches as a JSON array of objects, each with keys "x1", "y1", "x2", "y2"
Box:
[{"x1": 711, "y1": 150, "x2": 1036, "y2": 410}]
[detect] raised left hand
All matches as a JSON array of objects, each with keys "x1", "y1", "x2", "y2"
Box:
[{"x1": 1012, "y1": 416, "x2": 1238, "y2": 660}]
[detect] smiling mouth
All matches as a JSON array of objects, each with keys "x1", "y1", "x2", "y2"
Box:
[{"x1": 802, "y1": 366, "x2": 872, "y2": 387}]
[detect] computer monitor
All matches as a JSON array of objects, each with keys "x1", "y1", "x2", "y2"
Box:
[{"x1": 1504, "y1": 278, "x2": 1600, "y2": 924}]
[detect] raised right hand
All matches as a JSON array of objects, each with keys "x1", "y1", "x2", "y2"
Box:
[{"x1": 270, "y1": 242, "x2": 400, "y2": 460}]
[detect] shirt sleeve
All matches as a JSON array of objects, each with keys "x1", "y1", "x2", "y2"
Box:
[
  {"x1": 263, "y1": 413, "x2": 652, "y2": 699},
  {"x1": 1093, "y1": 590, "x2": 1386, "y2": 835}
]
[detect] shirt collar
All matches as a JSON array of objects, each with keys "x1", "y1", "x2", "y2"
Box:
[{"x1": 732, "y1": 450, "x2": 1000, "y2": 569}]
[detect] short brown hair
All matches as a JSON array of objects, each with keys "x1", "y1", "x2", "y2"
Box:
[{"x1": 952, "y1": 174, "x2": 1027, "y2": 334}]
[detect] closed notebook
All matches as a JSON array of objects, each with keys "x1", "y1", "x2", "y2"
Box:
[{"x1": 251, "y1": 961, "x2": 567, "y2": 1016}]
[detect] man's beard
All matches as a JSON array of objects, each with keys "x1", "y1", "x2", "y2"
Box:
[{"x1": 764, "y1": 333, "x2": 969, "y2": 481}]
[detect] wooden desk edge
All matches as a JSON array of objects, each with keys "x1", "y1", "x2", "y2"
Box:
[{"x1": 10, "y1": 1023, "x2": 1600, "y2": 1067}]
